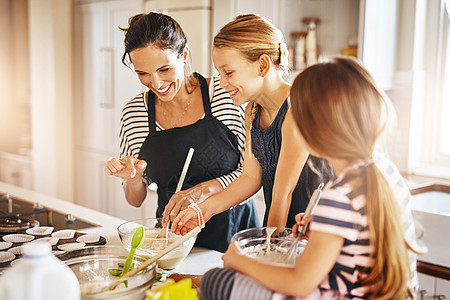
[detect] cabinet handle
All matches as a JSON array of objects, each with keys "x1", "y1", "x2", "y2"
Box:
[
  {"x1": 99, "y1": 47, "x2": 114, "y2": 108},
  {"x1": 434, "y1": 296, "x2": 446, "y2": 300},
  {"x1": 418, "y1": 290, "x2": 427, "y2": 300}
]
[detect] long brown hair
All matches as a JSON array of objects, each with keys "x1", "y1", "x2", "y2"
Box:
[
  {"x1": 120, "y1": 12, "x2": 196, "y2": 93},
  {"x1": 290, "y1": 57, "x2": 413, "y2": 299}
]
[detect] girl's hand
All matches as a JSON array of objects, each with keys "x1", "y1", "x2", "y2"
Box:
[
  {"x1": 222, "y1": 241, "x2": 243, "y2": 270},
  {"x1": 171, "y1": 206, "x2": 202, "y2": 236},
  {"x1": 104, "y1": 156, "x2": 147, "y2": 180},
  {"x1": 162, "y1": 186, "x2": 203, "y2": 226},
  {"x1": 292, "y1": 213, "x2": 314, "y2": 239}
]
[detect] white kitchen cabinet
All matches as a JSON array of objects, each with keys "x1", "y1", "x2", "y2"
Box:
[
  {"x1": 144, "y1": 0, "x2": 212, "y2": 76},
  {"x1": 418, "y1": 272, "x2": 450, "y2": 299},
  {"x1": 74, "y1": 149, "x2": 157, "y2": 220},
  {"x1": 436, "y1": 278, "x2": 450, "y2": 299},
  {"x1": 74, "y1": 0, "x2": 144, "y2": 152},
  {"x1": 73, "y1": 0, "x2": 153, "y2": 220},
  {"x1": 0, "y1": 152, "x2": 33, "y2": 190}
]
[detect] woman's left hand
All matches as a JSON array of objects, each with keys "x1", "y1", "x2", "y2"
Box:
[
  {"x1": 222, "y1": 241, "x2": 243, "y2": 270},
  {"x1": 162, "y1": 179, "x2": 223, "y2": 226}
]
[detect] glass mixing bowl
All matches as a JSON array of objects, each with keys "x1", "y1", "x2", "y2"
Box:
[
  {"x1": 58, "y1": 245, "x2": 156, "y2": 300},
  {"x1": 231, "y1": 227, "x2": 307, "y2": 266},
  {"x1": 117, "y1": 218, "x2": 197, "y2": 270}
]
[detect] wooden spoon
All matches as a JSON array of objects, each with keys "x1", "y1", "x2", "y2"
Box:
[{"x1": 160, "y1": 148, "x2": 195, "y2": 239}]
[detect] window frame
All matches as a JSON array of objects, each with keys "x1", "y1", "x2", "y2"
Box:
[{"x1": 409, "y1": 0, "x2": 450, "y2": 179}]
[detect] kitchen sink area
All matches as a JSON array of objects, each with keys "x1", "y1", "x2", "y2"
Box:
[{"x1": 411, "y1": 184, "x2": 450, "y2": 269}]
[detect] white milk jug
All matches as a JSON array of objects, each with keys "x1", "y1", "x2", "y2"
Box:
[{"x1": 0, "y1": 242, "x2": 80, "y2": 300}]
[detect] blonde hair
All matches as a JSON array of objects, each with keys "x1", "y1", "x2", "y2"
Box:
[
  {"x1": 290, "y1": 57, "x2": 414, "y2": 299},
  {"x1": 213, "y1": 14, "x2": 288, "y2": 73}
]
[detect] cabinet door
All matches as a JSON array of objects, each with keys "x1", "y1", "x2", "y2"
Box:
[
  {"x1": 418, "y1": 273, "x2": 436, "y2": 299},
  {"x1": 0, "y1": 153, "x2": 33, "y2": 190},
  {"x1": 144, "y1": 0, "x2": 212, "y2": 76},
  {"x1": 74, "y1": 2, "x2": 109, "y2": 151},
  {"x1": 75, "y1": 149, "x2": 157, "y2": 220},
  {"x1": 74, "y1": 0, "x2": 143, "y2": 152},
  {"x1": 107, "y1": 0, "x2": 146, "y2": 152},
  {"x1": 74, "y1": 0, "x2": 146, "y2": 219},
  {"x1": 435, "y1": 278, "x2": 450, "y2": 299}
]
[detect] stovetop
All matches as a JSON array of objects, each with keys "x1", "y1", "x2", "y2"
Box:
[
  {"x1": 0, "y1": 193, "x2": 99, "y2": 234},
  {"x1": 0, "y1": 193, "x2": 104, "y2": 271}
]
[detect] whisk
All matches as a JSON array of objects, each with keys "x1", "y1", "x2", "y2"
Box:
[{"x1": 280, "y1": 182, "x2": 324, "y2": 264}]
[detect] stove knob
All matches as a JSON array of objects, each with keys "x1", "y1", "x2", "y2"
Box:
[{"x1": 65, "y1": 213, "x2": 76, "y2": 222}]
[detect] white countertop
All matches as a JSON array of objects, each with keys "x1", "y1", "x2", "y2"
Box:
[{"x1": 0, "y1": 182, "x2": 223, "y2": 275}]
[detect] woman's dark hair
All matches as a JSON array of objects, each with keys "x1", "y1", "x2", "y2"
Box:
[{"x1": 121, "y1": 12, "x2": 195, "y2": 91}]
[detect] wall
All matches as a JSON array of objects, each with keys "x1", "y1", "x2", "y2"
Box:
[
  {"x1": 0, "y1": 0, "x2": 31, "y2": 154},
  {"x1": 212, "y1": 0, "x2": 360, "y2": 65}
]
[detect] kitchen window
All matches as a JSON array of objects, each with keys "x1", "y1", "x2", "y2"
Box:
[{"x1": 410, "y1": 0, "x2": 450, "y2": 179}]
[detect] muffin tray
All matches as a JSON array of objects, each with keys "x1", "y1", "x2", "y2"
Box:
[{"x1": 0, "y1": 230, "x2": 106, "y2": 268}]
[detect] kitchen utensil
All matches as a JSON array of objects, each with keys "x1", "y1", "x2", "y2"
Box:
[
  {"x1": 117, "y1": 218, "x2": 197, "y2": 270},
  {"x1": 109, "y1": 226, "x2": 201, "y2": 291},
  {"x1": 52, "y1": 229, "x2": 76, "y2": 239},
  {"x1": 160, "y1": 147, "x2": 195, "y2": 242},
  {"x1": 231, "y1": 227, "x2": 306, "y2": 266},
  {"x1": 0, "y1": 241, "x2": 12, "y2": 250},
  {"x1": 76, "y1": 233, "x2": 100, "y2": 243},
  {"x1": 2, "y1": 233, "x2": 34, "y2": 243},
  {"x1": 57, "y1": 242, "x2": 86, "y2": 252},
  {"x1": 280, "y1": 182, "x2": 324, "y2": 264},
  {"x1": 25, "y1": 226, "x2": 54, "y2": 235},
  {"x1": 121, "y1": 226, "x2": 144, "y2": 276}
]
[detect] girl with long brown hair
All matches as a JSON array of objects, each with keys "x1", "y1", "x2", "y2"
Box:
[{"x1": 200, "y1": 57, "x2": 420, "y2": 299}]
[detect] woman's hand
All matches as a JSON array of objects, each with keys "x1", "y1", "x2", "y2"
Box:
[
  {"x1": 163, "y1": 180, "x2": 222, "y2": 227},
  {"x1": 105, "y1": 156, "x2": 148, "y2": 207},
  {"x1": 222, "y1": 241, "x2": 243, "y2": 270},
  {"x1": 104, "y1": 156, "x2": 147, "y2": 180},
  {"x1": 162, "y1": 186, "x2": 202, "y2": 226},
  {"x1": 292, "y1": 212, "x2": 314, "y2": 240}
]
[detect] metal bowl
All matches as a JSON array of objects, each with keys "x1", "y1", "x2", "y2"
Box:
[
  {"x1": 117, "y1": 218, "x2": 197, "y2": 270},
  {"x1": 59, "y1": 245, "x2": 156, "y2": 300},
  {"x1": 231, "y1": 227, "x2": 307, "y2": 266}
]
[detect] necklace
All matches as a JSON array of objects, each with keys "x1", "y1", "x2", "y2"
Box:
[{"x1": 159, "y1": 98, "x2": 191, "y2": 128}]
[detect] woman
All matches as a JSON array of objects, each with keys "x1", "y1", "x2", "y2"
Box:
[
  {"x1": 104, "y1": 12, "x2": 259, "y2": 253},
  {"x1": 200, "y1": 57, "x2": 420, "y2": 299},
  {"x1": 172, "y1": 14, "x2": 331, "y2": 235}
]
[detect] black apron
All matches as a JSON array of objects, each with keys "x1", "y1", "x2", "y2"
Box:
[{"x1": 138, "y1": 73, "x2": 259, "y2": 252}]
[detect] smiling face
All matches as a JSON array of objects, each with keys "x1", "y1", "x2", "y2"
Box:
[
  {"x1": 212, "y1": 46, "x2": 263, "y2": 106},
  {"x1": 130, "y1": 45, "x2": 187, "y2": 101}
]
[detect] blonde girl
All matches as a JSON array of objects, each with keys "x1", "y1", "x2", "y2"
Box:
[
  {"x1": 200, "y1": 57, "x2": 419, "y2": 299},
  {"x1": 171, "y1": 14, "x2": 331, "y2": 235}
]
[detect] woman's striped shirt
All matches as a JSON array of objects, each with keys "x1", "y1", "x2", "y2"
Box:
[{"x1": 119, "y1": 76, "x2": 246, "y2": 188}]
